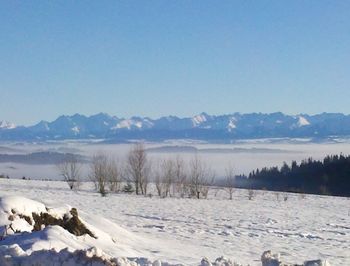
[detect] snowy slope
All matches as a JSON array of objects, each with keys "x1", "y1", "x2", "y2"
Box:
[
  {"x1": 0, "y1": 179, "x2": 343, "y2": 265},
  {"x1": 297, "y1": 116, "x2": 311, "y2": 127}
]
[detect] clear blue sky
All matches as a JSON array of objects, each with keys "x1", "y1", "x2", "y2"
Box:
[{"x1": 1, "y1": 1, "x2": 350, "y2": 125}]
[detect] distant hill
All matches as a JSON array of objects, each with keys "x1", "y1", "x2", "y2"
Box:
[
  {"x1": 0, "y1": 152, "x2": 87, "y2": 165},
  {"x1": 1, "y1": 112, "x2": 350, "y2": 141}
]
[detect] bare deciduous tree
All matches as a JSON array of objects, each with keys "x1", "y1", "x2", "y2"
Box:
[
  {"x1": 57, "y1": 156, "x2": 81, "y2": 190},
  {"x1": 173, "y1": 156, "x2": 187, "y2": 197},
  {"x1": 154, "y1": 161, "x2": 163, "y2": 197},
  {"x1": 154, "y1": 158, "x2": 177, "y2": 198},
  {"x1": 126, "y1": 143, "x2": 150, "y2": 195},
  {"x1": 224, "y1": 165, "x2": 235, "y2": 200},
  {"x1": 108, "y1": 158, "x2": 122, "y2": 193},
  {"x1": 188, "y1": 155, "x2": 215, "y2": 199},
  {"x1": 162, "y1": 159, "x2": 175, "y2": 197},
  {"x1": 89, "y1": 153, "x2": 108, "y2": 196}
]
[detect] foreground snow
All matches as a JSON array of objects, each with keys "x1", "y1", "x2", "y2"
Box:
[
  {"x1": 0, "y1": 196, "x2": 244, "y2": 265},
  {"x1": 0, "y1": 247, "x2": 332, "y2": 266},
  {"x1": 0, "y1": 179, "x2": 347, "y2": 265}
]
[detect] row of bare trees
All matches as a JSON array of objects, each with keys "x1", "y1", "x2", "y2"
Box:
[
  {"x1": 155, "y1": 156, "x2": 188, "y2": 198},
  {"x1": 57, "y1": 144, "x2": 147, "y2": 196},
  {"x1": 89, "y1": 154, "x2": 122, "y2": 196},
  {"x1": 58, "y1": 143, "x2": 237, "y2": 199}
]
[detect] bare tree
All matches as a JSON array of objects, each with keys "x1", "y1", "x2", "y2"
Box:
[
  {"x1": 173, "y1": 156, "x2": 187, "y2": 197},
  {"x1": 162, "y1": 159, "x2": 175, "y2": 197},
  {"x1": 89, "y1": 153, "x2": 108, "y2": 196},
  {"x1": 154, "y1": 161, "x2": 163, "y2": 197},
  {"x1": 57, "y1": 156, "x2": 81, "y2": 190},
  {"x1": 154, "y1": 158, "x2": 176, "y2": 198},
  {"x1": 108, "y1": 158, "x2": 122, "y2": 193},
  {"x1": 201, "y1": 172, "x2": 215, "y2": 199},
  {"x1": 224, "y1": 165, "x2": 235, "y2": 200},
  {"x1": 126, "y1": 143, "x2": 151, "y2": 195},
  {"x1": 188, "y1": 155, "x2": 215, "y2": 199}
]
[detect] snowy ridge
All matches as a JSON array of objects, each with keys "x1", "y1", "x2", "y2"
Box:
[
  {"x1": 0, "y1": 121, "x2": 16, "y2": 129},
  {"x1": 0, "y1": 112, "x2": 349, "y2": 141},
  {"x1": 297, "y1": 116, "x2": 311, "y2": 127},
  {"x1": 113, "y1": 118, "x2": 154, "y2": 130},
  {"x1": 114, "y1": 119, "x2": 137, "y2": 130},
  {"x1": 192, "y1": 113, "x2": 209, "y2": 127}
]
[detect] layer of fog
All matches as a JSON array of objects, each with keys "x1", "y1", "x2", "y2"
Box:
[{"x1": 2, "y1": 139, "x2": 350, "y2": 180}]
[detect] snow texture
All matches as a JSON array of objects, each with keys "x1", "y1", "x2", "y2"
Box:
[{"x1": 0, "y1": 179, "x2": 342, "y2": 265}]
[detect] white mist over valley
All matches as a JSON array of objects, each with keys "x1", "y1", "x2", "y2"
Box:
[{"x1": 1, "y1": 138, "x2": 350, "y2": 180}]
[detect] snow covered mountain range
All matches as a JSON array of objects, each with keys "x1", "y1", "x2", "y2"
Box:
[
  {"x1": 0, "y1": 120, "x2": 16, "y2": 130},
  {"x1": 1, "y1": 112, "x2": 350, "y2": 141}
]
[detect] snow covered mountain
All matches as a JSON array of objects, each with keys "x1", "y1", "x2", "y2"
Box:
[
  {"x1": 0, "y1": 120, "x2": 16, "y2": 129},
  {"x1": 1, "y1": 112, "x2": 350, "y2": 141}
]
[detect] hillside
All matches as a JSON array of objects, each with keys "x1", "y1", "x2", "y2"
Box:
[{"x1": 0, "y1": 179, "x2": 344, "y2": 265}]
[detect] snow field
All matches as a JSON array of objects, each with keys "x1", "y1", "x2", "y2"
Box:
[{"x1": 0, "y1": 179, "x2": 347, "y2": 265}]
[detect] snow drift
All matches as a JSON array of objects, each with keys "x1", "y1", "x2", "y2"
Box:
[{"x1": 0, "y1": 196, "x2": 331, "y2": 266}]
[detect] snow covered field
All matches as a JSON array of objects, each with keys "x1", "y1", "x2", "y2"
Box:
[{"x1": 0, "y1": 179, "x2": 348, "y2": 265}]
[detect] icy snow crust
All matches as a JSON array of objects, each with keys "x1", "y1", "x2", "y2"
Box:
[{"x1": 0, "y1": 179, "x2": 344, "y2": 265}]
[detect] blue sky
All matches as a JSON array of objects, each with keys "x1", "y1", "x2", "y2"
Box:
[{"x1": 1, "y1": 1, "x2": 350, "y2": 125}]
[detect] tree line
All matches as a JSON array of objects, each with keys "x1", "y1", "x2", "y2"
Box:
[
  {"x1": 58, "y1": 144, "x2": 350, "y2": 198},
  {"x1": 57, "y1": 143, "x2": 221, "y2": 199},
  {"x1": 241, "y1": 154, "x2": 350, "y2": 197}
]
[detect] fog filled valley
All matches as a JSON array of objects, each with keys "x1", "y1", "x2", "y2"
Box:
[{"x1": 2, "y1": 138, "x2": 350, "y2": 180}]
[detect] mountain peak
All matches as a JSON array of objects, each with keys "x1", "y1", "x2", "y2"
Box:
[
  {"x1": 297, "y1": 116, "x2": 311, "y2": 127},
  {"x1": 90, "y1": 112, "x2": 112, "y2": 119},
  {"x1": 192, "y1": 113, "x2": 211, "y2": 126},
  {"x1": 0, "y1": 121, "x2": 16, "y2": 129},
  {"x1": 1, "y1": 112, "x2": 349, "y2": 141}
]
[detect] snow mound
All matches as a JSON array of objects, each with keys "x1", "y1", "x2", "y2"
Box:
[
  {"x1": 0, "y1": 196, "x2": 94, "y2": 239},
  {"x1": 0, "y1": 196, "x2": 46, "y2": 217},
  {"x1": 0, "y1": 244, "x2": 243, "y2": 266},
  {"x1": 0, "y1": 196, "x2": 183, "y2": 265},
  {"x1": 0, "y1": 245, "x2": 111, "y2": 266},
  {"x1": 200, "y1": 256, "x2": 242, "y2": 266},
  {"x1": 261, "y1": 250, "x2": 331, "y2": 266}
]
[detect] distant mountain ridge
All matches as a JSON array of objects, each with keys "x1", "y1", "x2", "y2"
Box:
[
  {"x1": 0, "y1": 121, "x2": 16, "y2": 130},
  {"x1": 1, "y1": 112, "x2": 350, "y2": 141}
]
